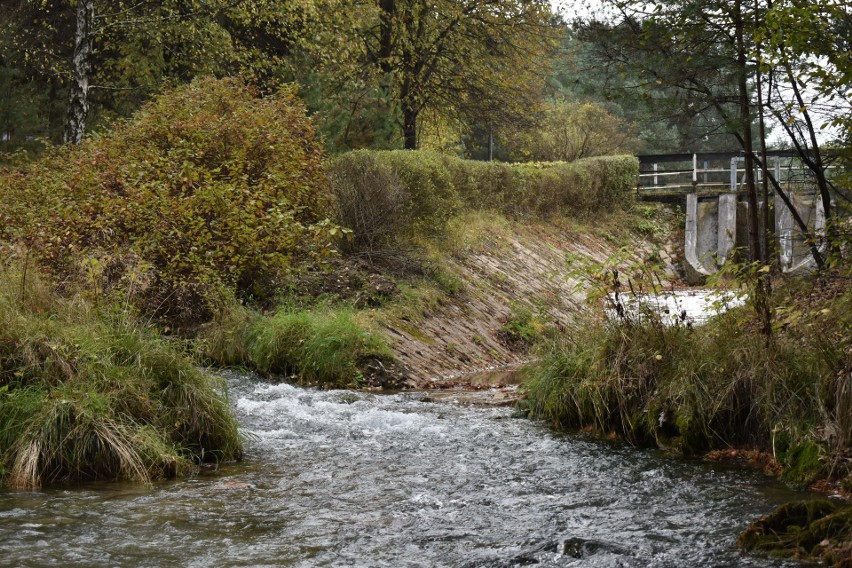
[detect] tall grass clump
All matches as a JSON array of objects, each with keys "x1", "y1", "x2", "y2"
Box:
[
  {"x1": 523, "y1": 270, "x2": 852, "y2": 485},
  {"x1": 198, "y1": 302, "x2": 394, "y2": 388},
  {"x1": 0, "y1": 262, "x2": 242, "y2": 488}
]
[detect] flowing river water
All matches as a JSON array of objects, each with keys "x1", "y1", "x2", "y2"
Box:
[{"x1": 0, "y1": 372, "x2": 809, "y2": 567}]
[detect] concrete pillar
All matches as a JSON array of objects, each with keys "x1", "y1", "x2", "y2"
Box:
[
  {"x1": 717, "y1": 193, "x2": 737, "y2": 264},
  {"x1": 685, "y1": 193, "x2": 717, "y2": 284},
  {"x1": 775, "y1": 187, "x2": 793, "y2": 270},
  {"x1": 775, "y1": 190, "x2": 827, "y2": 274},
  {"x1": 730, "y1": 157, "x2": 738, "y2": 191}
]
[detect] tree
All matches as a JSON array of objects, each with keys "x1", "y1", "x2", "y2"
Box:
[
  {"x1": 577, "y1": 0, "x2": 778, "y2": 332},
  {"x1": 760, "y1": 0, "x2": 852, "y2": 249},
  {"x1": 302, "y1": 0, "x2": 559, "y2": 150},
  {"x1": 553, "y1": 29, "x2": 742, "y2": 153},
  {"x1": 501, "y1": 99, "x2": 640, "y2": 162},
  {"x1": 0, "y1": 0, "x2": 316, "y2": 145}
]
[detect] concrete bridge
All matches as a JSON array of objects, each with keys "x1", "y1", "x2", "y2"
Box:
[{"x1": 637, "y1": 151, "x2": 828, "y2": 283}]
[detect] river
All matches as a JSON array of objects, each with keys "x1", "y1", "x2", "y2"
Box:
[{"x1": 0, "y1": 372, "x2": 807, "y2": 567}]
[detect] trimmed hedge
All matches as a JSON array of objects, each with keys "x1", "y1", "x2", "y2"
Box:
[{"x1": 328, "y1": 150, "x2": 638, "y2": 251}]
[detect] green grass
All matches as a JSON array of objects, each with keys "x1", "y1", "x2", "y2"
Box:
[
  {"x1": 199, "y1": 302, "x2": 394, "y2": 388},
  {"x1": 0, "y1": 261, "x2": 242, "y2": 488},
  {"x1": 522, "y1": 274, "x2": 852, "y2": 482}
]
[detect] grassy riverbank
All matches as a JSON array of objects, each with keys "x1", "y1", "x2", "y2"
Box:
[
  {"x1": 0, "y1": 264, "x2": 242, "y2": 488},
  {"x1": 523, "y1": 271, "x2": 852, "y2": 487},
  {"x1": 521, "y1": 267, "x2": 852, "y2": 564}
]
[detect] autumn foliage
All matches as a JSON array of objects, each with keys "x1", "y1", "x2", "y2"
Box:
[{"x1": 0, "y1": 77, "x2": 336, "y2": 326}]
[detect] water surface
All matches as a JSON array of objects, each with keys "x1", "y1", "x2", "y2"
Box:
[{"x1": 0, "y1": 374, "x2": 804, "y2": 567}]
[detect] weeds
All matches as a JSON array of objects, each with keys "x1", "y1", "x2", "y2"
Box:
[{"x1": 522, "y1": 262, "x2": 852, "y2": 484}]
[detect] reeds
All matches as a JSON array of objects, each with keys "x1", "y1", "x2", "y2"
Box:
[{"x1": 522, "y1": 277, "x2": 851, "y2": 485}]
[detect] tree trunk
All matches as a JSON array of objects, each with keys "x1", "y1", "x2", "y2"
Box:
[
  {"x1": 378, "y1": 0, "x2": 395, "y2": 76},
  {"x1": 782, "y1": 63, "x2": 835, "y2": 257},
  {"x1": 402, "y1": 102, "x2": 417, "y2": 150},
  {"x1": 755, "y1": 4, "x2": 772, "y2": 267},
  {"x1": 735, "y1": 0, "x2": 771, "y2": 338},
  {"x1": 65, "y1": 0, "x2": 94, "y2": 145}
]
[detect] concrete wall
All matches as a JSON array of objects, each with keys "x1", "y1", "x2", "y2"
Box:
[{"x1": 684, "y1": 190, "x2": 824, "y2": 283}]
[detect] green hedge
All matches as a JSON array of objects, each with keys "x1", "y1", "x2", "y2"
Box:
[{"x1": 328, "y1": 150, "x2": 637, "y2": 240}]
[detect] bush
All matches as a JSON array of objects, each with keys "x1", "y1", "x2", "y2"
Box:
[
  {"x1": 0, "y1": 262, "x2": 242, "y2": 488},
  {"x1": 327, "y1": 150, "x2": 409, "y2": 260},
  {"x1": 326, "y1": 150, "x2": 638, "y2": 255},
  {"x1": 0, "y1": 77, "x2": 337, "y2": 328}
]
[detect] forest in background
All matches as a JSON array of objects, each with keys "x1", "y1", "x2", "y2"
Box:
[{"x1": 0, "y1": 0, "x2": 848, "y2": 163}]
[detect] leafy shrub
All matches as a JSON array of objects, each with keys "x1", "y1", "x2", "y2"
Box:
[
  {"x1": 0, "y1": 262, "x2": 242, "y2": 488},
  {"x1": 326, "y1": 150, "x2": 638, "y2": 246},
  {"x1": 327, "y1": 150, "x2": 408, "y2": 260},
  {"x1": 0, "y1": 77, "x2": 337, "y2": 328}
]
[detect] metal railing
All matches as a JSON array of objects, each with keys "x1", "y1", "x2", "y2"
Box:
[{"x1": 636, "y1": 152, "x2": 835, "y2": 197}]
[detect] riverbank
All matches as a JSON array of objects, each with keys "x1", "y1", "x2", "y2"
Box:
[
  {"x1": 1, "y1": 79, "x2": 652, "y2": 486},
  {"x1": 0, "y1": 373, "x2": 815, "y2": 566},
  {"x1": 520, "y1": 266, "x2": 852, "y2": 564},
  {"x1": 0, "y1": 264, "x2": 242, "y2": 488}
]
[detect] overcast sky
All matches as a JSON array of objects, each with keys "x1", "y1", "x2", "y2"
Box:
[{"x1": 550, "y1": 0, "x2": 613, "y2": 22}]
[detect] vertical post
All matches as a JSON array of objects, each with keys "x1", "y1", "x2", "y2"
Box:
[
  {"x1": 693, "y1": 153, "x2": 698, "y2": 188},
  {"x1": 774, "y1": 156, "x2": 781, "y2": 187},
  {"x1": 653, "y1": 163, "x2": 658, "y2": 187},
  {"x1": 730, "y1": 157, "x2": 738, "y2": 191},
  {"x1": 703, "y1": 160, "x2": 709, "y2": 184}
]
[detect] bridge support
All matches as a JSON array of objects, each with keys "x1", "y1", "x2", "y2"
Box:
[
  {"x1": 775, "y1": 190, "x2": 825, "y2": 274},
  {"x1": 685, "y1": 192, "x2": 738, "y2": 284},
  {"x1": 686, "y1": 190, "x2": 826, "y2": 283}
]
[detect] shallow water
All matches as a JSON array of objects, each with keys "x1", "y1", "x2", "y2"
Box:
[
  {"x1": 609, "y1": 289, "x2": 746, "y2": 325},
  {"x1": 0, "y1": 374, "x2": 805, "y2": 567}
]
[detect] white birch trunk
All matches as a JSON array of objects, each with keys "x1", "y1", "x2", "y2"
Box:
[{"x1": 65, "y1": 0, "x2": 94, "y2": 145}]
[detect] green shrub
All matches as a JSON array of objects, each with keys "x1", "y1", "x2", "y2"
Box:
[
  {"x1": 501, "y1": 301, "x2": 550, "y2": 348},
  {"x1": 0, "y1": 263, "x2": 242, "y2": 488},
  {"x1": 0, "y1": 77, "x2": 337, "y2": 328},
  {"x1": 326, "y1": 150, "x2": 638, "y2": 248}
]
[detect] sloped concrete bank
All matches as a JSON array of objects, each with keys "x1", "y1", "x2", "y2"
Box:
[{"x1": 376, "y1": 219, "x2": 680, "y2": 389}]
